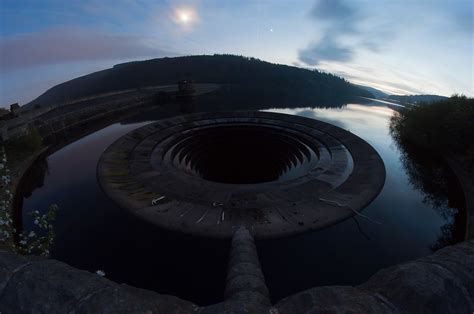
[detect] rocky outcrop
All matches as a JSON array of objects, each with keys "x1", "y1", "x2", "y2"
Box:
[
  {"x1": 274, "y1": 286, "x2": 397, "y2": 313},
  {"x1": 275, "y1": 239, "x2": 474, "y2": 314},
  {"x1": 0, "y1": 251, "x2": 198, "y2": 313}
]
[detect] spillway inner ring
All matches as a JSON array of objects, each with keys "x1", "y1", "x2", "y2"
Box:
[{"x1": 165, "y1": 125, "x2": 318, "y2": 184}]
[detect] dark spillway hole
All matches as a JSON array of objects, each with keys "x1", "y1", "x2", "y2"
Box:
[{"x1": 169, "y1": 125, "x2": 317, "y2": 184}]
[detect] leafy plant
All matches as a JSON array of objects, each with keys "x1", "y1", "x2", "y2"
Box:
[
  {"x1": 390, "y1": 95, "x2": 474, "y2": 164},
  {"x1": 8, "y1": 127, "x2": 43, "y2": 152},
  {"x1": 0, "y1": 146, "x2": 57, "y2": 257}
]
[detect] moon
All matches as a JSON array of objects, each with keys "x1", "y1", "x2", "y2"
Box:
[{"x1": 172, "y1": 6, "x2": 198, "y2": 29}]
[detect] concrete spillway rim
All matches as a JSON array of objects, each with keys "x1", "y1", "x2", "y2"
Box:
[{"x1": 97, "y1": 111, "x2": 386, "y2": 239}]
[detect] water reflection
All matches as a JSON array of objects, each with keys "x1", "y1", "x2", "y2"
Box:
[{"x1": 396, "y1": 143, "x2": 466, "y2": 250}]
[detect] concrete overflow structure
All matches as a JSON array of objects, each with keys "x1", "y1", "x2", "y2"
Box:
[{"x1": 97, "y1": 111, "x2": 386, "y2": 239}]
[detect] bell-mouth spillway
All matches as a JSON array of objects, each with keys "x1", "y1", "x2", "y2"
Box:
[
  {"x1": 97, "y1": 111, "x2": 386, "y2": 239},
  {"x1": 166, "y1": 125, "x2": 321, "y2": 184}
]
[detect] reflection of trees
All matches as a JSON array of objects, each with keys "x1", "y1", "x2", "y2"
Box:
[
  {"x1": 194, "y1": 85, "x2": 349, "y2": 111},
  {"x1": 12, "y1": 156, "x2": 49, "y2": 233},
  {"x1": 20, "y1": 156, "x2": 49, "y2": 199},
  {"x1": 397, "y1": 142, "x2": 466, "y2": 251},
  {"x1": 122, "y1": 84, "x2": 349, "y2": 125}
]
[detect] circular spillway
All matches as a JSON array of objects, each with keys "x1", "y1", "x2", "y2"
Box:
[
  {"x1": 168, "y1": 125, "x2": 318, "y2": 184},
  {"x1": 97, "y1": 111, "x2": 385, "y2": 238}
]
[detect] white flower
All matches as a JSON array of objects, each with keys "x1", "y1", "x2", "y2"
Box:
[
  {"x1": 95, "y1": 270, "x2": 106, "y2": 277},
  {"x1": 28, "y1": 231, "x2": 36, "y2": 238},
  {"x1": 34, "y1": 219, "x2": 39, "y2": 225},
  {"x1": 19, "y1": 240, "x2": 27, "y2": 245}
]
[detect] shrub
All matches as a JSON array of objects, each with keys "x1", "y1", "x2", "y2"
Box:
[
  {"x1": 8, "y1": 127, "x2": 43, "y2": 152},
  {"x1": 0, "y1": 146, "x2": 57, "y2": 256},
  {"x1": 390, "y1": 95, "x2": 474, "y2": 161}
]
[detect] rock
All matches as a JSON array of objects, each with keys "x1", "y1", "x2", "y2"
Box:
[
  {"x1": 275, "y1": 286, "x2": 397, "y2": 313},
  {"x1": 0, "y1": 239, "x2": 473, "y2": 313},
  {"x1": 420, "y1": 240, "x2": 474, "y2": 300},
  {"x1": 76, "y1": 284, "x2": 199, "y2": 313},
  {"x1": 359, "y1": 261, "x2": 472, "y2": 313},
  {"x1": 0, "y1": 250, "x2": 197, "y2": 314}
]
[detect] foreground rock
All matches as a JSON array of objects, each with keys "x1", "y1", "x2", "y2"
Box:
[
  {"x1": 0, "y1": 252, "x2": 198, "y2": 313},
  {"x1": 0, "y1": 239, "x2": 472, "y2": 313}
]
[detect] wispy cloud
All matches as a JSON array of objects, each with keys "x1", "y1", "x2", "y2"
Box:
[
  {"x1": 298, "y1": 0, "x2": 473, "y2": 96},
  {"x1": 309, "y1": 0, "x2": 358, "y2": 32},
  {"x1": 299, "y1": 36, "x2": 352, "y2": 64},
  {"x1": 298, "y1": 0, "x2": 362, "y2": 65},
  {"x1": 0, "y1": 27, "x2": 172, "y2": 72}
]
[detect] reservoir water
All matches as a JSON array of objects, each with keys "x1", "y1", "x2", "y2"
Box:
[{"x1": 19, "y1": 98, "x2": 466, "y2": 305}]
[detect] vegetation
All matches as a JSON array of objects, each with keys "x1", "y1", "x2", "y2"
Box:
[
  {"x1": 26, "y1": 55, "x2": 373, "y2": 108},
  {"x1": 389, "y1": 96, "x2": 473, "y2": 249},
  {"x1": 0, "y1": 108, "x2": 9, "y2": 116},
  {"x1": 390, "y1": 95, "x2": 474, "y2": 169},
  {"x1": 0, "y1": 146, "x2": 57, "y2": 256},
  {"x1": 4, "y1": 127, "x2": 43, "y2": 169},
  {"x1": 7, "y1": 127, "x2": 43, "y2": 151}
]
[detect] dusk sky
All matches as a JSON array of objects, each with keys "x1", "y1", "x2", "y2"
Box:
[{"x1": 1, "y1": 0, "x2": 473, "y2": 107}]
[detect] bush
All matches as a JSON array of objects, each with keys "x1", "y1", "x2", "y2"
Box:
[
  {"x1": 390, "y1": 95, "x2": 474, "y2": 160},
  {"x1": 8, "y1": 127, "x2": 43, "y2": 152},
  {"x1": 0, "y1": 146, "x2": 57, "y2": 256}
]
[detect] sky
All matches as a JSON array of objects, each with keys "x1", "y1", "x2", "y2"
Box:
[{"x1": 0, "y1": 0, "x2": 473, "y2": 107}]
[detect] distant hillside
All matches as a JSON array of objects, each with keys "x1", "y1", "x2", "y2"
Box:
[
  {"x1": 26, "y1": 55, "x2": 372, "y2": 108},
  {"x1": 386, "y1": 94, "x2": 448, "y2": 105},
  {"x1": 355, "y1": 85, "x2": 389, "y2": 99}
]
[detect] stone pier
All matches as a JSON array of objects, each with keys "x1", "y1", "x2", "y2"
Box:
[{"x1": 225, "y1": 226, "x2": 270, "y2": 305}]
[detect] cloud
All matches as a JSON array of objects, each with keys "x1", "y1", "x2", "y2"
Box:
[
  {"x1": 310, "y1": 0, "x2": 357, "y2": 33},
  {"x1": 299, "y1": 0, "x2": 361, "y2": 65},
  {"x1": 310, "y1": 0, "x2": 355, "y2": 21},
  {"x1": 0, "y1": 27, "x2": 172, "y2": 72},
  {"x1": 299, "y1": 35, "x2": 352, "y2": 65}
]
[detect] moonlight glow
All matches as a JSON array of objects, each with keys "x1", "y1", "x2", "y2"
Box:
[{"x1": 171, "y1": 6, "x2": 198, "y2": 30}]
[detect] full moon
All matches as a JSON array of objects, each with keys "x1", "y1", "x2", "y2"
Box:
[
  {"x1": 178, "y1": 11, "x2": 190, "y2": 23},
  {"x1": 172, "y1": 6, "x2": 198, "y2": 29}
]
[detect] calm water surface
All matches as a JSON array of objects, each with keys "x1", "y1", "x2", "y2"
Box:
[{"x1": 20, "y1": 102, "x2": 465, "y2": 304}]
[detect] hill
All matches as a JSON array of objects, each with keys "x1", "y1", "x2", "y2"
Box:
[
  {"x1": 355, "y1": 85, "x2": 389, "y2": 99},
  {"x1": 386, "y1": 94, "x2": 448, "y2": 105},
  {"x1": 26, "y1": 55, "x2": 372, "y2": 108}
]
